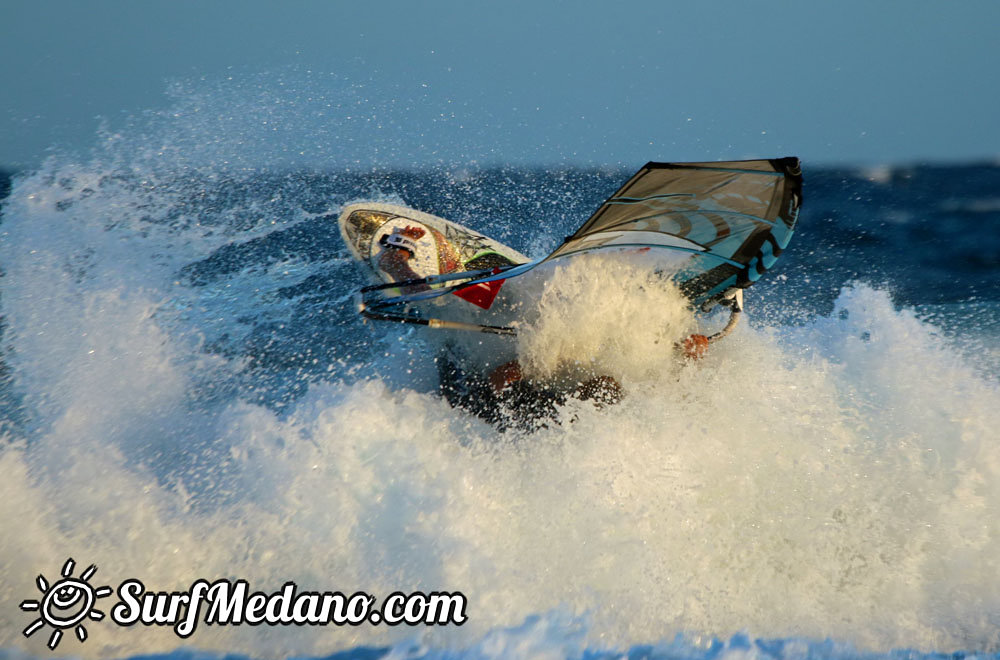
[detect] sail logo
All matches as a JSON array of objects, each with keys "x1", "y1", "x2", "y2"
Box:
[{"x1": 20, "y1": 558, "x2": 468, "y2": 651}]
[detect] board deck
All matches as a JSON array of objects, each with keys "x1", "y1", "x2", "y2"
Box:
[{"x1": 338, "y1": 202, "x2": 528, "y2": 286}]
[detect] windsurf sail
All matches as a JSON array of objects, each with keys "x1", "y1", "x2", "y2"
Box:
[
  {"x1": 358, "y1": 158, "x2": 802, "y2": 334},
  {"x1": 544, "y1": 158, "x2": 802, "y2": 306}
]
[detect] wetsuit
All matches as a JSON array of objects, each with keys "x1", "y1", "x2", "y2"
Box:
[{"x1": 437, "y1": 353, "x2": 622, "y2": 432}]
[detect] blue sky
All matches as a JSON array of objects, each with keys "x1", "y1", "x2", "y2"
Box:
[{"x1": 2, "y1": 0, "x2": 998, "y2": 170}]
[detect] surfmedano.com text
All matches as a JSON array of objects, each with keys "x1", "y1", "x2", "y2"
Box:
[{"x1": 112, "y1": 579, "x2": 467, "y2": 638}]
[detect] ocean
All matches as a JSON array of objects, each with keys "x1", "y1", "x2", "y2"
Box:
[{"x1": 1, "y1": 101, "x2": 999, "y2": 660}]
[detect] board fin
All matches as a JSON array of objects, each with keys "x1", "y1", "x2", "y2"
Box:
[
  {"x1": 451, "y1": 278, "x2": 505, "y2": 309},
  {"x1": 450, "y1": 268, "x2": 506, "y2": 309}
]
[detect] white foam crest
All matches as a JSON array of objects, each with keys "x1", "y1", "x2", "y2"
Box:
[
  {"x1": 515, "y1": 253, "x2": 695, "y2": 382},
  {"x1": 1, "y1": 169, "x2": 207, "y2": 424}
]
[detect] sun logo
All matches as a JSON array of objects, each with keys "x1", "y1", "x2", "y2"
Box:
[{"x1": 20, "y1": 558, "x2": 113, "y2": 650}]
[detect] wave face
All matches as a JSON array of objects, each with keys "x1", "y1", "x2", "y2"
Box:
[{"x1": 1, "y1": 74, "x2": 999, "y2": 660}]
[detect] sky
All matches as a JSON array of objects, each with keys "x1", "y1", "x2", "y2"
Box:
[{"x1": 1, "y1": 0, "x2": 999, "y2": 171}]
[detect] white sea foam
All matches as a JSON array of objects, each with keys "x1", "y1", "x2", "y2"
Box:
[{"x1": 515, "y1": 252, "x2": 695, "y2": 383}]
